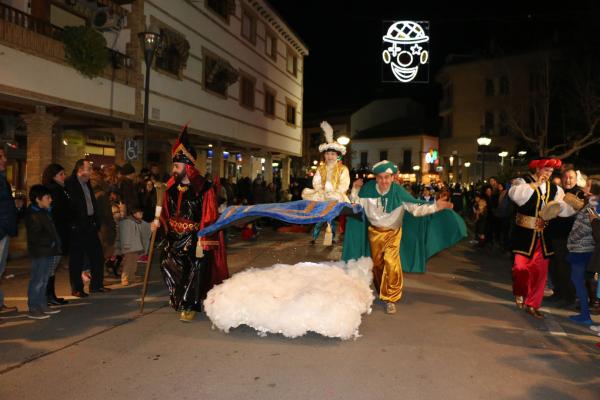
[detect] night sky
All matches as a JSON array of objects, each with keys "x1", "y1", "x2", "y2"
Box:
[{"x1": 268, "y1": 0, "x2": 598, "y2": 119}]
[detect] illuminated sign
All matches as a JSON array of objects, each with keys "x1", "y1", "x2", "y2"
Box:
[
  {"x1": 382, "y1": 20, "x2": 430, "y2": 83},
  {"x1": 425, "y1": 148, "x2": 438, "y2": 164}
]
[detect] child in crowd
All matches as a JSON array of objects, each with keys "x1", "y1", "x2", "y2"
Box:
[
  {"x1": 25, "y1": 185, "x2": 62, "y2": 319},
  {"x1": 473, "y1": 193, "x2": 488, "y2": 247},
  {"x1": 118, "y1": 206, "x2": 151, "y2": 286},
  {"x1": 105, "y1": 190, "x2": 125, "y2": 277}
]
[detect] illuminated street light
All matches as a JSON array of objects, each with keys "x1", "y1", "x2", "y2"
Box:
[
  {"x1": 477, "y1": 132, "x2": 492, "y2": 182},
  {"x1": 337, "y1": 136, "x2": 350, "y2": 146},
  {"x1": 464, "y1": 162, "x2": 471, "y2": 168}
]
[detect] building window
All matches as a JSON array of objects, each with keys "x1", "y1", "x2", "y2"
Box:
[
  {"x1": 379, "y1": 150, "x2": 388, "y2": 161},
  {"x1": 360, "y1": 151, "x2": 368, "y2": 167},
  {"x1": 241, "y1": 7, "x2": 256, "y2": 44},
  {"x1": 265, "y1": 31, "x2": 277, "y2": 61},
  {"x1": 485, "y1": 78, "x2": 495, "y2": 96},
  {"x1": 155, "y1": 28, "x2": 190, "y2": 77},
  {"x1": 403, "y1": 149, "x2": 412, "y2": 172},
  {"x1": 264, "y1": 86, "x2": 276, "y2": 117},
  {"x1": 206, "y1": 0, "x2": 235, "y2": 21},
  {"x1": 499, "y1": 76, "x2": 509, "y2": 95},
  {"x1": 286, "y1": 48, "x2": 298, "y2": 76},
  {"x1": 484, "y1": 110, "x2": 495, "y2": 135},
  {"x1": 286, "y1": 100, "x2": 297, "y2": 126},
  {"x1": 239, "y1": 74, "x2": 255, "y2": 110},
  {"x1": 203, "y1": 51, "x2": 239, "y2": 97}
]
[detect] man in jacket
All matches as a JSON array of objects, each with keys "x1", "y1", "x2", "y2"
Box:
[
  {"x1": 65, "y1": 159, "x2": 110, "y2": 296},
  {"x1": 0, "y1": 148, "x2": 18, "y2": 314}
]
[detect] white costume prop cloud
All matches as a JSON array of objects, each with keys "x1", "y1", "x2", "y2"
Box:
[{"x1": 204, "y1": 257, "x2": 374, "y2": 340}]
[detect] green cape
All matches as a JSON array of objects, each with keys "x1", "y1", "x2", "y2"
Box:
[{"x1": 341, "y1": 181, "x2": 467, "y2": 273}]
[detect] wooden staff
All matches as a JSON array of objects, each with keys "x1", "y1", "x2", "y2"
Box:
[{"x1": 139, "y1": 182, "x2": 166, "y2": 314}]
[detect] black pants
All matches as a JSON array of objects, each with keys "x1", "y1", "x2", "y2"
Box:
[
  {"x1": 69, "y1": 226, "x2": 105, "y2": 292},
  {"x1": 160, "y1": 232, "x2": 213, "y2": 312},
  {"x1": 549, "y1": 238, "x2": 575, "y2": 301}
]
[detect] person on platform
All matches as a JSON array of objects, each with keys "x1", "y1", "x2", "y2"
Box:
[
  {"x1": 344, "y1": 161, "x2": 460, "y2": 314},
  {"x1": 302, "y1": 121, "x2": 350, "y2": 245},
  {"x1": 153, "y1": 126, "x2": 228, "y2": 322},
  {"x1": 508, "y1": 158, "x2": 576, "y2": 319}
]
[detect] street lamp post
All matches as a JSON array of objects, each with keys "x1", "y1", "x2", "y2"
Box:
[
  {"x1": 138, "y1": 30, "x2": 162, "y2": 166},
  {"x1": 477, "y1": 133, "x2": 492, "y2": 183},
  {"x1": 498, "y1": 151, "x2": 508, "y2": 174},
  {"x1": 464, "y1": 162, "x2": 471, "y2": 185}
]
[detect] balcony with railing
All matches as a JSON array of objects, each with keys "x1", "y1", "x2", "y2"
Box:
[{"x1": 0, "y1": 2, "x2": 133, "y2": 85}]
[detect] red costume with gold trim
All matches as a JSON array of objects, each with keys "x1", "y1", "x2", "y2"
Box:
[
  {"x1": 508, "y1": 158, "x2": 563, "y2": 314},
  {"x1": 158, "y1": 126, "x2": 228, "y2": 315}
]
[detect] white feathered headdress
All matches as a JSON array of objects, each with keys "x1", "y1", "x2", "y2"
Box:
[{"x1": 318, "y1": 121, "x2": 346, "y2": 155}]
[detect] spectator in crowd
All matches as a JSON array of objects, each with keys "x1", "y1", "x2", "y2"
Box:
[
  {"x1": 139, "y1": 178, "x2": 157, "y2": 223},
  {"x1": 149, "y1": 163, "x2": 161, "y2": 182},
  {"x1": 65, "y1": 159, "x2": 110, "y2": 297},
  {"x1": 0, "y1": 148, "x2": 18, "y2": 315},
  {"x1": 420, "y1": 186, "x2": 435, "y2": 203},
  {"x1": 91, "y1": 167, "x2": 117, "y2": 274},
  {"x1": 264, "y1": 182, "x2": 277, "y2": 204},
  {"x1": 493, "y1": 182, "x2": 513, "y2": 251},
  {"x1": 118, "y1": 206, "x2": 151, "y2": 286},
  {"x1": 566, "y1": 181, "x2": 600, "y2": 325},
  {"x1": 451, "y1": 184, "x2": 464, "y2": 213},
  {"x1": 104, "y1": 164, "x2": 120, "y2": 193},
  {"x1": 473, "y1": 192, "x2": 488, "y2": 247},
  {"x1": 105, "y1": 190, "x2": 125, "y2": 277},
  {"x1": 118, "y1": 163, "x2": 139, "y2": 214},
  {"x1": 25, "y1": 185, "x2": 62, "y2": 319},
  {"x1": 546, "y1": 168, "x2": 582, "y2": 307},
  {"x1": 588, "y1": 208, "x2": 600, "y2": 336},
  {"x1": 42, "y1": 164, "x2": 70, "y2": 305}
]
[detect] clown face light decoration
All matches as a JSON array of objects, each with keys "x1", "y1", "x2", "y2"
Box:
[{"x1": 382, "y1": 20, "x2": 430, "y2": 83}]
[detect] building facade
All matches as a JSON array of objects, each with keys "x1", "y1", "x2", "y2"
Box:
[
  {"x1": 348, "y1": 98, "x2": 441, "y2": 183},
  {"x1": 0, "y1": 0, "x2": 307, "y2": 190},
  {"x1": 436, "y1": 52, "x2": 548, "y2": 183}
]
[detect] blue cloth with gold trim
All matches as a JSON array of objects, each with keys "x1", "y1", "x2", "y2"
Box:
[{"x1": 197, "y1": 200, "x2": 362, "y2": 238}]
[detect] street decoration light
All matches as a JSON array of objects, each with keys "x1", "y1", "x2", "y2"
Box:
[
  {"x1": 138, "y1": 29, "x2": 162, "y2": 166},
  {"x1": 336, "y1": 136, "x2": 350, "y2": 146},
  {"x1": 477, "y1": 132, "x2": 492, "y2": 182}
]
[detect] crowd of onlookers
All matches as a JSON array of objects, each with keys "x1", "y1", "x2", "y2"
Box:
[
  {"x1": 0, "y1": 150, "x2": 311, "y2": 320},
  {"x1": 0, "y1": 156, "x2": 166, "y2": 319}
]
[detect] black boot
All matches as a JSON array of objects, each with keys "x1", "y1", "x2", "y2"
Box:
[{"x1": 47, "y1": 275, "x2": 68, "y2": 306}]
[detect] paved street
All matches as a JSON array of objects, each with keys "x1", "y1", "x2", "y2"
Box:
[{"x1": 1, "y1": 228, "x2": 599, "y2": 400}]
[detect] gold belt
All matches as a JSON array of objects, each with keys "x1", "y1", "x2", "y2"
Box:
[
  {"x1": 168, "y1": 218, "x2": 200, "y2": 234},
  {"x1": 515, "y1": 213, "x2": 545, "y2": 232}
]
